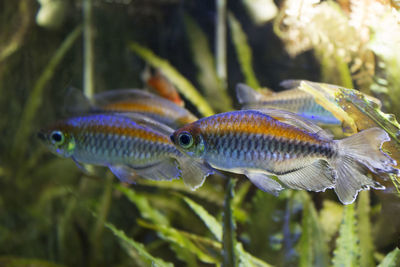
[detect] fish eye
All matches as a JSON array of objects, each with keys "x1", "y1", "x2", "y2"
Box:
[
  {"x1": 178, "y1": 132, "x2": 193, "y2": 148},
  {"x1": 50, "y1": 131, "x2": 64, "y2": 145}
]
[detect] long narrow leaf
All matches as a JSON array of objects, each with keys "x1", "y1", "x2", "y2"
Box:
[
  {"x1": 116, "y1": 184, "x2": 169, "y2": 226},
  {"x1": 228, "y1": 12, "x2": 260, "y2": 89},
  {"x1": 236, "y1": 243, "x2": 273, "y2": 267},
  {"x1": 183, "y1": 196, "x2": 272, "y2": 267},
  {"x1": 332, "y1": 204, "x2": 359, "y2": 267},
  {"x1": 138, "y1": 219, "x2": 219, "y2": 264},
  {"x1": 378, "y1": 248, "x2": 400, "y2": 267},
  {"x1": 105, "y1": 222, "x2": 173, "y2": 267},
  {"x1": 129, "y1": 42, "x2": 214, "y2": 116},
  {"x1": 183, "y1": 197, "x2": 222, "y2": 241}
]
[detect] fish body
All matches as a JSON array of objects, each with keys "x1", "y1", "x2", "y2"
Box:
[
  {"x1": 38, "y1": 113, "x2": 212, "y2": 188},
  {"x1": 65, "y1": 89, "x2": 197, "y2": 129},
  {"x1": 171, "y1": 109, "x2": 398, "y2": 204},
  {"x1": 93, "y1": 90, "x2": 197, "y2": 129},
  {"x1": 236, "y1": 84, "x2": 341, "y2": 125}
]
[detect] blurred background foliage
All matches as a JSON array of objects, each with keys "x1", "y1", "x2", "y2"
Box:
[{"x1": 1, "y1": 0, "x2": 400, "y2": 266}]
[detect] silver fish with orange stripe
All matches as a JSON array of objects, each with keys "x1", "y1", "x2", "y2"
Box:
[
  {"x1": 38, "y1": 113, "x2": 213, "y2": 189},
  {"x1": 66, "y1": 89, "x2": 198, "y2": 129},
  {"x1": 171, "y1": 109, "x2": 398, "y2": 204}
]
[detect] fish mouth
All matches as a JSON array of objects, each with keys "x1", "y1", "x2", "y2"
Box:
[{"x1": 37, "y1": 131, "x2": 46, "y2": 141}]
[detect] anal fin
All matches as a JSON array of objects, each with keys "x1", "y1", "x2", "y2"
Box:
[
  {"x1": 277, "y1": 160, "x2": 336, "y2": 192},
  {"x1": 108, "y1": 165, "x2": 137, "y2": 184},
  {"x1": 177, "y1": 157, "x2": 214, "y2": 190}
]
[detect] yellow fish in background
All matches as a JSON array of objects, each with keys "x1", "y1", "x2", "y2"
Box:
[
  {"x1": 145, "y1": 68, "x2": 185, "y2": 108},
  {"x1": 236, "y1": 82, "x2": 382, "y2": 127}
]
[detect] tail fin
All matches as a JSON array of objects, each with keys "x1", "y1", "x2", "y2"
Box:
[
  {"x1": 330, "y1": 127, "x2": 398, "y2": 204},
  {"x1": 176, "y1": 156, "x2": 215, "y2": 190}
]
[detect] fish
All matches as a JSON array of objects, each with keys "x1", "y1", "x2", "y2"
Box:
[
  {"x1": 236, "y1": 83, "x2": 342, "y2": 125},
  {"x1": 171, "y1": 109, "x2": 399, "y2": 204},
  {"x1": 146, "y1": 69, "x2": 184, "y2": 107},
  {"x1": 65, "y1": 88, "x2": 198, "y2": 129},
  {"x1": 38, "y1": 113, "x2": 213, "y2": 189}
]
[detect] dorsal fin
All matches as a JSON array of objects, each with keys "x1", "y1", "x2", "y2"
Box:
[
  {"x1": 63, "y1": 87, "x2": 93, "y2": 116},
  {"x1": 114, "y1": 112, "x2": 175, "y2": 136},
  {"x1": 93, "y1": 89, "x2": 171, "y2": 106},
  {"x1": 254, "y1": 108, "x2": 333, "y2": 139}
]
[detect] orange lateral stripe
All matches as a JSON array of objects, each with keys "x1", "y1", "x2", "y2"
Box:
[
  {"x1": 202, "y1": 113, "x2": 321, "y2": 144},
  {"x1": 102, "y1": 101, "x2": 167, "y2": 116}
]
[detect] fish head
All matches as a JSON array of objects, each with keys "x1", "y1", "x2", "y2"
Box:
[
  {"x1": 170, "y1": 122, "x2": 206, "y2": 159},
  {"x1": 37, "y1": 124, "x2": 76, "y2": 158}
]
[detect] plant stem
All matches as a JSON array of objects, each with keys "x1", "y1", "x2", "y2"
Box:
[
  {"x1": 216, "y1": 0, "x2": 227, "y2": 90},
  {"x1": 83, "y1": 0, "x2": 94, "y2": 99},
  {"x1": 222, "y1": 178, "x2": 237, "y2": 267}
]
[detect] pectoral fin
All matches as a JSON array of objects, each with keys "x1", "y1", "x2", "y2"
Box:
[{"x1": 177, "y1": 157, "x2": 214, "y2": 190}]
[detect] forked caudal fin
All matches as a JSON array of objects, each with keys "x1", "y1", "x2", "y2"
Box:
[{"x1": 330, "y1": 127, "x2": 398, "y2": 204}]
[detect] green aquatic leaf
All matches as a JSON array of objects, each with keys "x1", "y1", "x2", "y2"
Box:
[
  {"x1": 183, "y1": 195, "x2": 272, "y2": 267},
  {"x1": 138, "y1": 219, "x2": 219, "y2": 264},
  {"x1": 137, "y1": 179, "x2": 225, "y2": 207},
  {"x1": 116, "y1": 184, "x2": 169, "y2": 226},
  {"x1": 357, "y1": 191, "x2": 375, "y2": 267},
  {"x1": 105, "y1": 222, "x2": 173, "y2": 267},
  {"x1": 232, "y1": 181, "x2": 251, "y2": 223},
  {"x1": 319, "y1": 200, "x2": 343, "y2": 243},
  {"x1": 246, "y1": 189, "x2": 285, "y2": 262},
  {"x1": 236, "y1": 243, "x2": 273, "y2": 267},
  {"x1": 228, "y1": 12, "x2": 260, "y2": 90},
  {"x1": 183, "y1": 196, "x2": 222, "y2": 241},
  {"x1": 298, "y1": 192, "x2": 329, "y2": 267},
  {"x1": 332, "y1": 204, "x2": 359, "y2": 267},
  {"x1": 378, "y1": 248, "x2": 400, "y2": 267},
  {"x1": 222, "y1": 179, "x2": 238, "y2": 267},
  {"x1": 129, "y1": 42, "x2": 214, "y2": 116},
  {"x1": 183, "y1": 14, "x2": 232, "y2": 112}
]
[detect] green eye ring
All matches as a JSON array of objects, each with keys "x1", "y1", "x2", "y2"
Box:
[
  {"x1": 50, "y1": 130, "x2": 65, "y2": 145},
  {"x1": 178, "y1": 132, "x2": 194, "y2": 148}
]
